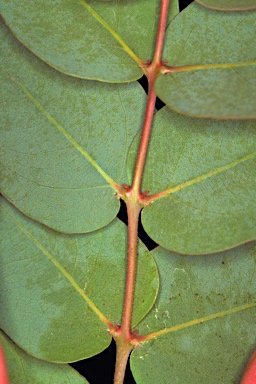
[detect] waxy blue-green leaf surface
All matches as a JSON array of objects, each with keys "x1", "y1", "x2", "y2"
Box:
[
  {"x1": 0, "y1": 330, "x2": 89, "y2": 384},
  {"x1": 0, "y1": 0, "x2": 178, "y2": 82},
  {"x1": 0, "y1": 197, "x2": 159, "y2": 362},
  {"x1": 156, "y1": 2, "x2": 256, "y2": 118},
  {"x1": 196, "y1": 0, "x2": 256, "y2": 11},
  {"x1": 0, "y1": 22, "x2": 147, "y2": 233},
  {"x1": 127, "y1": 107, "x2": 256, "y2": 254},
  {"x1": 131, "y1": 244, "x2": 256, "y2": 384},
  {"x1": 0, "y1": 0, "x2": 140, "y2": 82}
]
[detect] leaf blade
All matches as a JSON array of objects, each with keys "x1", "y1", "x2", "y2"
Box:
[
  {"x1": 0, "y1": 331, "x2": 89, "y2": 384},
  {"x1": 130, "y1": 244, "x2": 256, "y2": 384},
  {"x1": 0, "y1": 197, "x2": 159, "y2": 362},
  {"x1": 0, "y1": 21, "x2": 146, "y2": 233},
  {"x1": 156, "y1": 3, "x2": 256, "y2": 118},
  {"x1": 195, "y1": 0, "x2": 256, "y2": 11},
  {"x1": 0, "y1": 0, "x2": 168, "y2": 82},
  {"x1": 127, "y1": 107, "x2": 256, "y2": 254}
]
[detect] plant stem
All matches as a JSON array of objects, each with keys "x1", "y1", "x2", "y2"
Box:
[
  {"x1": 113, "y1": 341, "x2": 132, "y2": 384},
  {"x1": 132, "y1": 0, "x2": 170, "y2": 197},
  {"x1": 112, "y1": 1, "x2": 170, "y2": 383},
  {"x1": 121, "y1": 197, "x2": 141, "y2": 339},
  {"x1": 131, "y1": 80, "x2": 157, "y2": 197},
  {"x1": 0, "y1": 346, "x2": 9, "y2": 384},
  {"x1": 152, "y1": 0, "x2": 170, "y2": 67},
  {"x1": 113, "y1": 194, "x2": 141, "y2": 384}
]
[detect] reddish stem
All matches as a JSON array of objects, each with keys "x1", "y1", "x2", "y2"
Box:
[
  {"x1": 241, "y1": 350, "x2": 256, "y2": 384},
  {"x1": 112, "y1": 1, "x2": 170, "y2": 383},
  {"x1": 120, "y1": 196, "x2": 141, "y2": 340},
  {"x1": 152, "y1": 0, "x2": 170, "y2": 67},
  {"x1": 0, "y1": 345, "x2": 9, "y2": 384},
  {"x1": 131, "y1": 80, "x2": 157, "y2": 197},
  {"x1": 132, "y1": 0, "x2": 170, "y2": 197}
]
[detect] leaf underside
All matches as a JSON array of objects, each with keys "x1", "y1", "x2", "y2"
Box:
[
  {"x1": 0, "y1": 196, "x2": 159, "y2": 362},
  {"x1": 156, "y1": 3, "x2": 256, "y2": 118},
  {"x1": 0, "y1": 1, "x2": 253, "y2": 132},
  {"x1": 0, "y1": 1, "x2": 255, "y2": 383},
  {"x1": 0, "y1": 330, "x2": 89, "y2": 384},
  {"x1": 0, "y1": 21, "x2": 147, "y2": 233},
  {"x1": 0, "y1": 0, "x2": 157, "y2": 82},
  {"x1": 127, "y1": 107, "x2": 256, "y2": 254},
  {"x1": 0, "y1": 0, "x2": 140, "y2": 82},
  {"x1": 131, "y1": 244, "x2": 256, "y2": 384},
  {"x1": 195, "y1": 0, "x2": 256, "y2": 11},
  {"x1": 0, "y1": 0, "x2": 180, "y2": 83}
]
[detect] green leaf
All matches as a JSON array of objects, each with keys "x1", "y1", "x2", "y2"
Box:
[
  {"x1": 166, "y1": 0, "x2": 180, "y2": 24},
  {"x1": 0, "y1": 21, "x2": 147, "y2": 233},
  {"x1": 127, "y1": 107, "x2": 256, "y2": 254},
  {"x1": 0, "y1": 330, "x2": 89, "y2": 384},
  {"x1": 0, "y1": 0, "x2": 141, "y2": 82},
  {"x1": 155, "y1": 2, "x2": 256, "y2": 119},
  {"x1": 0, "y1": 0, "x2": 180, "y2": 82},
  {"x1": 130, "y1": 244, "x2": 256, "y2": 384},
  {"x1": 195, "y1": 0, "x2": 256, "y2": 11},
  {"x1": 0, "y1": 0, "x2": 164, "y2": 82},
  {"x1": 0, "y1": 196, "x2": 159, "y2": 362}
]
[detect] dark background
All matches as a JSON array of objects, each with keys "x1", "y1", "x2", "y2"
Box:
[{"x1": 71, "y1": 1, "x2": 193, "y2": 382}]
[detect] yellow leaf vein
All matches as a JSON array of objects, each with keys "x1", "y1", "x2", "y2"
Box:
[
  {"x1": 1, "y1": 202, "x2": 111, "y2": 327},
  {"x1": 1, "y1": 65, "x2": 121, "y2": 193}
]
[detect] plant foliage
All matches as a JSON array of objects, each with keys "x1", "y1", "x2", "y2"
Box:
[{"x1": 0, "y1": 0, "x2": 255, "y2": 383}]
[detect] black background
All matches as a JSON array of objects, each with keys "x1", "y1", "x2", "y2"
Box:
[{"x1": 70, "y1": 1, "x2": 193, "y2": 382}]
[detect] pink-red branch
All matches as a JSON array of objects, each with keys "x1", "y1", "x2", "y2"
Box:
[
  {"x1": 132, "y1": 0, "x2": 170, "y2": 198},
  {"x1": 112, "y1": 2, "x2": 170, "y2": 384},
  {"x1": 241, "y1": 351, "x2": 256, "y2": 384},
  {"x1": 0, "y1": 345, "x2": 9, "y2": 384}
]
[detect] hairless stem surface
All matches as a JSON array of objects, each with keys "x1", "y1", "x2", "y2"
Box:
[{"x1": 109, "y1": 1, "x2": 171, "y2": 383}]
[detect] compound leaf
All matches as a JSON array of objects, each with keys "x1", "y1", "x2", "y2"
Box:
[
  {"x1": 0, "y1": 21, "x2": 146, "y2": 233},
  {"x1": 130, "y1": 244, "x2": 256, "y2": 384},
  {"x1": 127, "y1": 107, "x2": 256, "y2": 254},
  {"x1": 0, "y1": 330, "x2": 89, "y2": 384},
  {"x1": 155, "y1": 2, "x2": 256, "y2": 119},
  {"x1": 0, "y1": 196, "x2": 159, "y2": 362}
]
